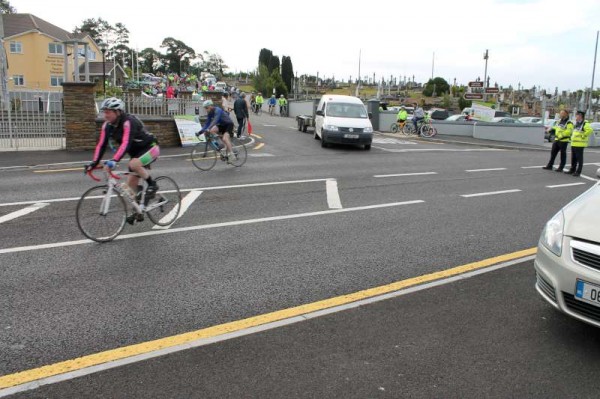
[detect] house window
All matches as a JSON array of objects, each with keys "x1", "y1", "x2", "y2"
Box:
[
  {"x1": 48, "y1": 43, "x2": 63, "y2": 55},
  {"x1": 13, "y1": 75, "x2": 25, "y2": 86},
  {"x1": 50, "y1": 75, "x2": 63, "y2": 87},
  {"x1": 77, "y1": 48, "x2": 96, "y2": 60},
  {"x1": 9, "y1": 41, "x2": 22, "y2": 53}
]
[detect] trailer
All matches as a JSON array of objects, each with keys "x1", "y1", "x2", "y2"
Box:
[{"x1": 296, "y1": 114, "x2": 315, "y2": 132}]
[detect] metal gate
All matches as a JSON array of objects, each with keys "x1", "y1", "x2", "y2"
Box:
[{"x1": 0, "y1": 91, "x2": 65, "y2": 150}]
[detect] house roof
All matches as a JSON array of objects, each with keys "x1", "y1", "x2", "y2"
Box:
[{"x1": 2, "y1": 13, "x2": 74, "y2": 42}]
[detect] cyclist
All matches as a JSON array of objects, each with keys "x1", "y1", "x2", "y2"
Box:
[
  {"x1": 268, "y1": 95, "x2": 277, "y2": 114},
  {"x1": 413, "y1": 102, "x2": 425, "y2": 132},
  {"x1": 86, "y1": 97, "x2": 159, "y2": 199},
  {"x1": 250, "y1": 92, "x2": 256, "y2": 111},
  {"x1": 278, "y1": 94, "x2": 288, "y2": 116},
  {"x1": 396, "y1": 106, "x2": 408, "y2": 129},
  {"x1": 196, "y1": 100, "x2": 236, "y2": 160},
  {"x1": 255, "y1": 92, "x2": 264, "y2": 114}
]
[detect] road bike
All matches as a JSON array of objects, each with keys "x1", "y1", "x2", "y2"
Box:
[
  {"x1": 279, "y1": 104, "x2": 288, "y2": 117},
  {"x1": 253, "y1": 103, "x2": 262, "y2": 115},
  {"x1": 77, "y1": 163, "x2": 182, "y2": 242},
  {"x1": 190, "y1": 132, "x2": 248, "y2": 171},
  {"x1": 268, "y1": 103, "x2": 275, "y2": 116},
  {"x1": 390, "y1": 118, "x2": 437, "y2": 138}
]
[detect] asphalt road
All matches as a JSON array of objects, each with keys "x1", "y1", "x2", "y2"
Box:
[{"x1": 1, "y1": 113, "x2": 600, "y2": 397}]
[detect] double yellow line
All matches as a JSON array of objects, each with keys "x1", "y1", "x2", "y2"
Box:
[{"x1": 0, "y1": 247, "x2": 536, "y2": 390}]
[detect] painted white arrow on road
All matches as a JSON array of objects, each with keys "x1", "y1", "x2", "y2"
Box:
[
  {"x1": 153, "y1": 190, "x2": 203, "y2": 230},
  {"x1": 0, "y1": 203, "x2": 49, "y2": 224}
]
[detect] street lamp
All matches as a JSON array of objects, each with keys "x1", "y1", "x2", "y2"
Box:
[{"x1": 99, "y1": 43, "x2": 107, "y2": 97}]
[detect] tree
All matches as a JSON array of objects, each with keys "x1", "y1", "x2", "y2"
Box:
[
  {"x1": 423, "y1": 77, "x2": 450, "y2": 97},
  {"x1": 253, "y1": 64, "x2": 270, "y2": 96},
  {"x1": 268, "y1": 55, "x2": 280, "y2": 75},
  {"x1": 74, "y1": 18, "x2": 112, "y2": 45},
  {"x1": 0, "y1": 0, "x2": 15, "y2": 13},
  {"x1": 441, "y1": 93, "x2": 452, "y2": 109},
  {"x1": 160, "y1": 37, "x2": 196, "y2": 73},
  {"x1": 201, "y1": 52, "x2": 228, "y2": 78},
  {"x1": 258, "y1": 48, "x2": 273, "y2": 70},
  {"x1": 281, "y1": 56, "x2": 294, "y2": 94},
  {"x1": 138, "y1": 48, "x2": 162, "y2": 74},
  {"x1": 266, "y1": 69, "x2": 287, "y2": 97},
  {"x1": 458, "y1": 96, "x2": 472, "y2": 111}
]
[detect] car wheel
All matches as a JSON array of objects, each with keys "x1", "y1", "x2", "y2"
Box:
[{"x1": 364, "y1": 144, "x2": 371, "y2": 150}]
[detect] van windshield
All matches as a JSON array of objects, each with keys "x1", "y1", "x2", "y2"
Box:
[{"x1": 326, "y1": 103, "x2": 368, "y2": 118}]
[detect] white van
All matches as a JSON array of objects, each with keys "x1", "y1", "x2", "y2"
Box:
[
  {"x1": 214, "y1": 81, "x2": 227, "y2": 92},
  {"x1": 314, "y1": 95, "x2": 374, "y2": 150}
]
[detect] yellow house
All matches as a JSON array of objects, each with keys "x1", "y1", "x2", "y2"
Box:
[{"x1": 1, "y1": 13, "x2": 102, "y2": 91}]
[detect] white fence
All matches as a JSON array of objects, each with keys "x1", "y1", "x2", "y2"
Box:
[
  {"x1": 0, "y1": 91, "x2": 65, "y2": 151},
  {"x1": 120, "y1": 94, "x2": 206, "y2": 117}
]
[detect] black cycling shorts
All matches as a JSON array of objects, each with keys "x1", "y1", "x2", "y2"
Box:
[{"x1": 217, "y1": 123, "x2": 234, "y2": 135}]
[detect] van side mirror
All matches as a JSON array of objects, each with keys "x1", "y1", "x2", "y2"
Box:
[
  {"x1": 368, "y1": 112, "x2": 373, "y2": 119},
  {"x1": 596, "y1": 168, "x2": 600, "y2": 179},
  {"x1": 315, "y1": 110, "x2": 324, "y2": 116}
]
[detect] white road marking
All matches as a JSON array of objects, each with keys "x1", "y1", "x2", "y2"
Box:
[
  {"x1": 520, "y1": 165, "x2": 544, "y2": 169},
  {"x1": 372, "y1": 138, "x2": 417, "y2": 145},
  {"x1": 374, "y1": 172, "x2": 437, "y2": 178},
  {"x1": 0, "y1": 178, "x2": 334, "y2": 208},
  {"x1": 0, "y1": 203, "x2": 49, "y2": 224},
  {"x1": 546, "y1": 183, "x2": 587, "y2": 188},
  {"x1": 465, "y1": 168, "x2": 507, "y2": 172},
  {"x1": 375, "y1": 148, "x2": 505, "y2": 153},
  {"x1": 580, "y1": 174, "x2": 599, "y2": 182},
  {"x1": 152, "y1": 190, "x2": 202, "y2": 230},
  {"x1": 326, "y1": 179, "x2": 342, "y2": 209},
  {"x1": 263, "y1": 124, "x2": 277, "y2": 127},
  {"x1": 248, "y1": 153, "x2": 275, "y2": 157},
  {"x1": 0, "y1": 200, "x2": 425, "y2": 255},
  {"x1": 461, "y1": 189, "x2": 522, "y2": 198}
]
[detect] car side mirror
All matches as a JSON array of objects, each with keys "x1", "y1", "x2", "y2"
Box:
[
  {"x1": 315, "y1": 110, "x2": 324, "y2": 116},
  {"x1": 368, "y1": 112, "x2": 373, "y2": 119}
]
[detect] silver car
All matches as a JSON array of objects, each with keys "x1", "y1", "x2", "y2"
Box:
[{"x1": 535, "y1": 169, "x2": 600, "y2": 327}]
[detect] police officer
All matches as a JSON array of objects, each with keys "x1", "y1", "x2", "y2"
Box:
[
  {"x1": 542, "y1": 109, "x2": 573, "y2": 172},
  {"x1": 565, "y1": 110, "x2": 594, "y2": 177}
]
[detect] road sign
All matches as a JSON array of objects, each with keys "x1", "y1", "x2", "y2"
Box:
[
  {"x1": 468, "y1": 81, "x2": 484, "y2": 88},
  {"x1": 464, "y1": 93, "x2": 484, "y2": 100},
  {"x1": 485, "y1": 87, "x2": 499, "y2": 94}
]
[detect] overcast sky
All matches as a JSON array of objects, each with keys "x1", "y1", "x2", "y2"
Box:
[{"x1": 11, "y1": 0, "x2": 600, "y2": 91}]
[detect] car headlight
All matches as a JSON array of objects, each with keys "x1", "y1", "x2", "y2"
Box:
[
  {"x1": 323, "y1": 125, "x2": 339, "y2": 132},
  {"x1": 363, "y1": 127, "x2": 373, "y2": 133},
  {"x1": 540, "y1": 211, "x2": 564, "y2": 256}
]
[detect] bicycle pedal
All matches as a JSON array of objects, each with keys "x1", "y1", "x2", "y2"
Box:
[
  {"x1": 126, "y1": 214, "x2": 136, "y2": 225},
  {"x1": 136, "y1": 213, "x2": 144, "y2": 222}
]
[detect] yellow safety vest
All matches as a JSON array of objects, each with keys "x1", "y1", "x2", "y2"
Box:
[{"x1": 571, "y1": 120, "x2": 593, "y2": 148}]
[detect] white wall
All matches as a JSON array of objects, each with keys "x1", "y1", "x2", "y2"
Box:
[
  {"x1": 378, "y1": 112, "x2": 398, "y2": 132},
  {"x1": 431, "y1": 121, "x2": 474, "y2": 136},
  {"x1": 474, "y1": 122, "x2": 545, "y2": 145}
]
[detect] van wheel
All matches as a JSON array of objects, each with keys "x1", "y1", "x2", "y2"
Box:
[
  {"x1": 314, "y1": 129, "x2": 319, "y2": 140},
  {"x1": 364, "y1": 144, "x2": 371, "y2": 150},
  {"x1": 298, "y1": 120, "x2": 303, "y2": 132},
  {"x1": 321, "y1": 138, "x2": 328, "y2": 148},
  {"x1": 303, "y1": 123, "x2": 308, "y2": 133}
]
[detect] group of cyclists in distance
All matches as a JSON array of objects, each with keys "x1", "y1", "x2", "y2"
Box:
[{"x1": 249, "y1": 92, "x2": 288, "y2": 116}]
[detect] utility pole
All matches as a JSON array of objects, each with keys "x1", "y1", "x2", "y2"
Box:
[
  {"x1": 431, "y1": 52, "x2": 435, "y2": 79},
  {"x1": 588, "y1": 30, "x2": 599, "y2": 119},
  {"x1": 483, "y1": 49, "x2": 489, "y2": 101},
  {"x1": 355, "y1": 49, "x2": 361, "y2": 97}
]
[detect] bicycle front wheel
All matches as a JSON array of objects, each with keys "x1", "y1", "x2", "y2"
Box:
[
  {"x1": 402, "y1": 123, "x2": 416, "y2": 135},
  {"x1": 227, "y1": 137, "x2": 248, "y2": 167},
  {"x1": 191, "y1": 142, "x2": 218, "y2": 171},
  {"x1": 146, "y1": 176, "x2": 182, "y2": 226},
  {"x1": 420, "y1": 125, "x2": 437, "y2": 138},
  {"x1": 76, "y1": 185, "x2": 127, "y2": 242}
]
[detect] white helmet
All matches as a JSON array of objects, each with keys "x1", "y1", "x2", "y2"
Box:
[
  {"x1": 100, "y1": 97, "x2": 125, "y2": 111},
  {"x1": 203, "y1": 100, "x2": 213, "y2": 108}
]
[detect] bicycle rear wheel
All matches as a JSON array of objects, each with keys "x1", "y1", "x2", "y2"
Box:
[
  {"x1": 227, "y1": 137, "x2": 247, "y2": 167},
  {"x1": 402, "y1": 123, "x2": 416, "y2": 135},
  {"x1": 76, "y1": 185, "x2": 127, "y2": 242},
  {"x1": 146, "y1": 176, "x2": 182, "y2": 226},
  {"x1": 390, "y1": 123, "x2": 399, "y2": 133},
  {"x1": 191, "y1": 141, "x2": 218, "y2": 171}
]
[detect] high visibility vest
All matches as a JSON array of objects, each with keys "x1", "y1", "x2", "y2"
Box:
[
  {"x1": 571, "y1": 120, "x2": 593, "y2": 148},
  {"x1": 256, "y1": 96, "x2": 264, "y2": 104},
  {"x1": 554, "y1": 119, "x2": 573, "y2": 142},
  {"x1": 397, "y1": 110, "x2": 408, "y2": 120}
]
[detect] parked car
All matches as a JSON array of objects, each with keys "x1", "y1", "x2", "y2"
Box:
[
  {"x1": 519, "y1": 116, "x2": 542, "y2": 124},
  {"x1": 445, "y1": 114, "x2": 467, "y2": 122},
  {"x1": 544, "y1": 119, "x2": 557, "y2": 142},
  {"x1": 428, "y1": 109, "x2": 450, "y2": 120},
  {"x1": 535, "y1": 169, "x2": 600, "y2": 328},
  {"x1": 491, "y1": 117, "x2": 522, "y2": 123}
]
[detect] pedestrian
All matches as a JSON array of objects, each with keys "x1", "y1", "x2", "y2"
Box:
[
  {"x1": 233, "y1": 92, "x2": 249, "y2": 138},
  {"x1": 565, "y1": 110, "x2": 593, "y2": 177},
  {"x1": 221, "y1": 92, "x2": 233, "y2": 113},
  {"x1": 542, "y1": 109, "x2": 573, "y2": 172}
]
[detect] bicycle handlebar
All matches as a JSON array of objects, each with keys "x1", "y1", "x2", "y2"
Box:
[{"x1": 86, "y1": 165, "x2": 121, "y2": 182}]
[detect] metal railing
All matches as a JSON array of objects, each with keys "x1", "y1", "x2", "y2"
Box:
[
  {"x1": 120, "y1": 93, "x2": 206, "y2": 118},
  {"x1": 0, "y1": 91, "x2": 65, "y2": 150}
]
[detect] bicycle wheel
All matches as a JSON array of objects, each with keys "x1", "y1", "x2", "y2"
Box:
[
  {"x1": 146, "y1": 176, "x2": 182, "y2": 226},
  {"x1": 402, "y1": 123, "x2": 416, "y2": 135},
  {"x1": 76, "y1": 185, "x2": 127, "y2": 242},
  {"x1": 227, "y1": 137, "x2": 248, "y2": 167},
  {"x1": 420, "y1": 124, "x2": 437, "y2": 138},
  {"x1": 390, "y1": 123, "x2": 399, "y2": 133},
  {"x1": 191, "y1": 141, "x2": 218, "y2": 171}
]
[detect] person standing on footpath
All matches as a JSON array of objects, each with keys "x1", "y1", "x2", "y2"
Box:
[
  {"x1": 233, "y1": 92, "x2": 249, "y2": 138},
  {"x1": 565, "y1": 110, "x2": 593, "y2": 177},
  {"x1": 542, "y1": 109, "x2": 573, "y2": 172}
]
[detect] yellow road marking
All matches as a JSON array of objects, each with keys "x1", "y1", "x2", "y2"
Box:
[
  {"x1": 33, "y1": 168, "x2": 82, "y2": 173},
  {"x1": 0, "y1": 247, "x2": 537, "y2": 389},
  {"x1": 253, "y1": 143, "x2": 265, "y2": 150},
  {"x1": 251, "y1": 134, "x2": 263, "y2": 139}
]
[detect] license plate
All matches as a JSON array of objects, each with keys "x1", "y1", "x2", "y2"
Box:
[
  {"x1": 344, "y1": 134, "x2": 359, "y2": 139},
  {"x1": 575, "y1": 279, "x2": 600, "y2": 308}
]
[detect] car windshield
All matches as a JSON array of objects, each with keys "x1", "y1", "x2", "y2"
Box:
[
  {"x1": 544, "y1": 120, "x2": 556, "y2": 127},
  {"x1": 326, "y1": 103, "x2": 368, "y2": 118}
]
